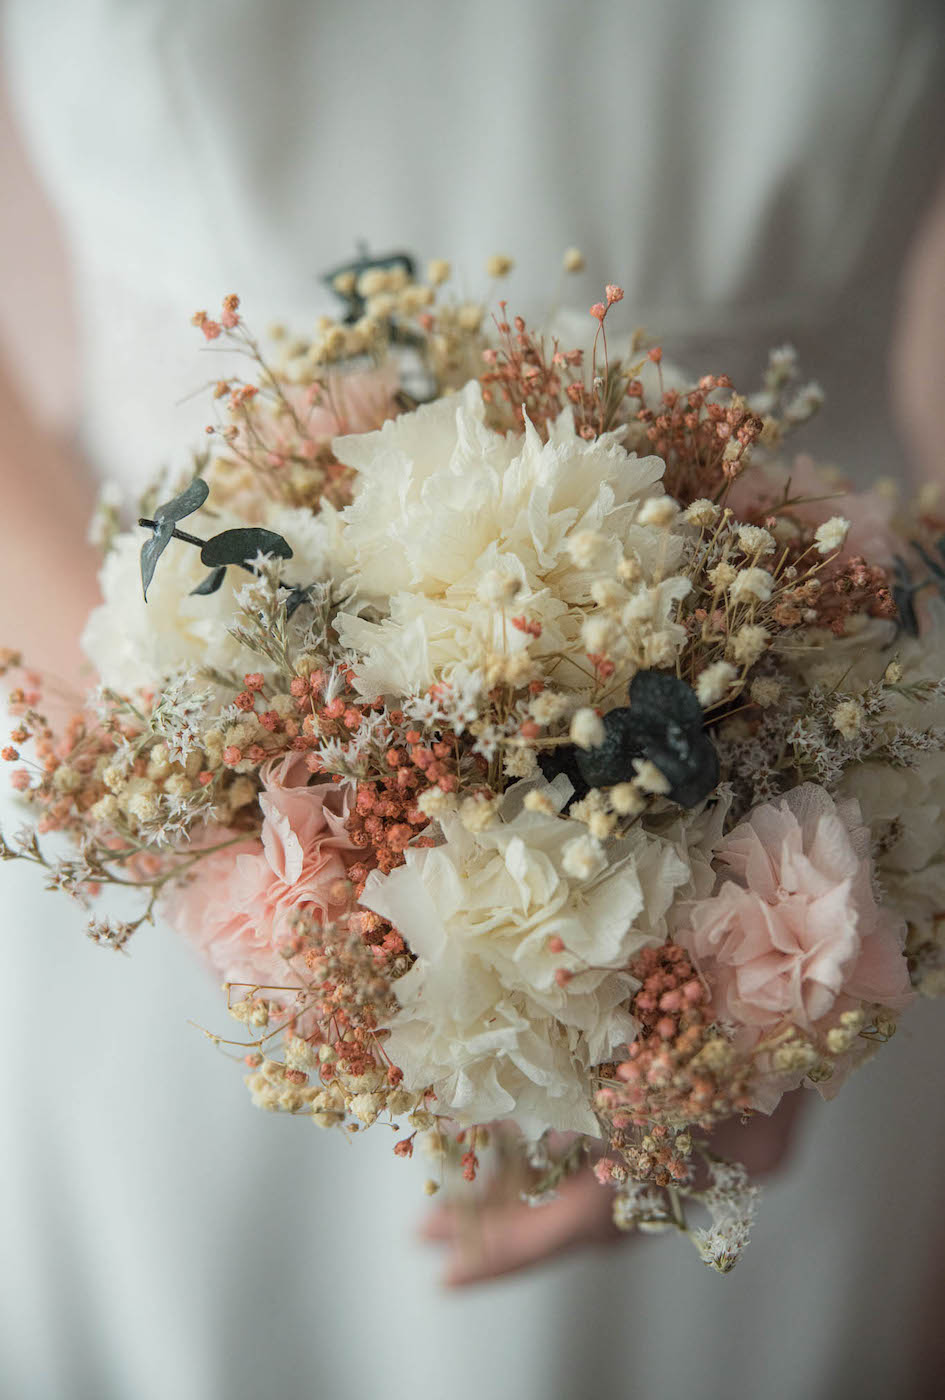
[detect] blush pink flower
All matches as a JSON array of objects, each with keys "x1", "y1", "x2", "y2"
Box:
[
  {"x1": 729, "y1": 454, "x2": 898, "y2": 567},
  {"x1": 306, "y1": 365, "x2": 401, "y2": 439},
  {"x1": 163, "y1": 755, "x2": 358, "y2": 991},
  {"x1": 679, "y1": 784, "x2": 912, "y2": 1052}
]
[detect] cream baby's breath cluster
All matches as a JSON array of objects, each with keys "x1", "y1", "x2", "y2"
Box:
[{"x1": 4, "y1": 252, "x2": 944, "y2": 1274}]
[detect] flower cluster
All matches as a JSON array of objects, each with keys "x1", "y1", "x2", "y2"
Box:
[{"x1": 5, "y1": 250, "x2": 945, "y2": 1275}]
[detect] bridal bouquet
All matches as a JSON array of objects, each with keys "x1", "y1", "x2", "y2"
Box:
[{"x1": 5, "y1": 252, "x2": 945, "y2": 1272}]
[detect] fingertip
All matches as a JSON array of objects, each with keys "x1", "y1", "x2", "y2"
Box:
[{"x1": 417, "y1": 1206, "x2": 457, "y2": 1242}]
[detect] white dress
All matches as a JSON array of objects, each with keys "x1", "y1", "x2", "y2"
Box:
[{"x1": 2, "y1": 3, "x2": 945, "y2": 1397}]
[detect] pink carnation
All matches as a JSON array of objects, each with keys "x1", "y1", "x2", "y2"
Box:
[
  {"x1": 679, "y1": 785, "x2": 912, "y2": 1099},
  {"x1": 163, "y1": 755, "x2": 358, "y2": 991}
]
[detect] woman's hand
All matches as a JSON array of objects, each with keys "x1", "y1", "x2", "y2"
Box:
[{"x1": 419, "y1": 1092, "x2": 806, "y2": 1287}]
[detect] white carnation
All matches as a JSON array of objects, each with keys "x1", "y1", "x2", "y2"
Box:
[
  {"x1": 362, "y1": 789, "x2": 691, "y2": 1137},
  {"x1": 330, "y1": 383, "x2": 669, "y2": 696}
]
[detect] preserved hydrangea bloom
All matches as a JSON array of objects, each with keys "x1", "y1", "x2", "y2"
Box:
[
  {"x1": 679, "y1": 784, "x2": 912, "y2": 1044},
  {"x1": 82, "y1": 504, "x2": 333, "y2": 692},
  {"x1": 163, "y1": 755, "x2": 356, "y2": 989},
  {"x1": 360, "y1": 781, "x2": 694, "y2": 1137},
  {"x1": 329, "y1": 382, "x2": 670, "y2": 696}
]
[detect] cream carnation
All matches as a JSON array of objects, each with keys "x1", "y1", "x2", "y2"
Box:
[
  {"x1": 330, "y1": 383, "x2": 669, "y2": 696},
  {"x1": 361, "y1": 786, "x2": 692, "y2": 1136}
]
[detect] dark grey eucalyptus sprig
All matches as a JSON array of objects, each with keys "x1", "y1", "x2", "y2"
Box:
[
  {"x1": 539, "y1": 669, "x2": 720, "y2": 809},
  {"x1": 138, "y1": 477, "x2": 312, "y2": 616},
  {"x1": 892, "y1": 536, "x2": 945, "y2": 638}
]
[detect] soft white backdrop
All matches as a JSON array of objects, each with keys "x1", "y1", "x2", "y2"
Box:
[{"x1": 2, "y1": 3, "x2": 945, "y2": 1397}]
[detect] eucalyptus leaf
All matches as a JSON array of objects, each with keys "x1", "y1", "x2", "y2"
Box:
[
  {"x1": 284, "y1": 585, "x2": 313, "y2": 618},
  {"x1": 912, "y1": 541, "x2": 945, "y2": 584},
  {"x1": 154, "y1": 477, "x2": 209, "y2": 523},
  {"x1": 200, "y1": 528, "x2": 293, "y2": 568},
  {"x1": 140, "y1": 519, "x2": 175, "y2": 601},
  {"x1": 190, "y1": 566, "x2": 228, "y2": 596}
]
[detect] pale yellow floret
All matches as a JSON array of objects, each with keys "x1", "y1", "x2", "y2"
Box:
[{"x1": 570, "y1": 708, "x2": 605, "y2": 750}]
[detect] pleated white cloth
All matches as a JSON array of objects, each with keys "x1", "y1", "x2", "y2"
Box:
[{"x1": 2, "y1": 3, "x2": 945, "y2": 1396}]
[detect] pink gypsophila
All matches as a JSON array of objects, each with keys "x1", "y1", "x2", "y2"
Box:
[{"x1": 163, "y1": 755, "x2": 358, "y2": 989}]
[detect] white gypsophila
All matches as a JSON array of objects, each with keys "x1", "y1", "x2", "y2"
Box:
[
  {"x1": 82, "y1": 504, "x2": 333, "y2": 691},
  {"x1": 360, "y1": 778, "x2": 692, "y2": 1138},
  {"x1": 328, "y1": 382, "x2": 671, "y2": 697}
]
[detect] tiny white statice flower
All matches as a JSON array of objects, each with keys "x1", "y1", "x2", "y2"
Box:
[
  {"x1": 52, "y1": 765, "x2": 82, "y2": 795},
  {"x1": 356, "y1": 267, "x2": 389, "y2": 298},
  {"x1": 524, "y1": 789, "x2": 557, "y2": 816},
  {"x1": 581, "y1": 614, "x2": 618, "y2": 654},
  {"x1": 683, "y1": 499, "x2": 720, "y2": 528},
  {"x1": 457, "y1": 302, "x2": 483, "y2": 332},
  {"x1": 632, "y1": 759, "x2": 671, "y2": 795},
  {"x1": 736, "y1": 524, "x2": 775, "y2": 558},
  {"x1": 529, "y1": 691, "x2": 575, "y2": 726},
  {"x1": 503, "y1": 746, "x2": 540, "y2": 780},
  {"x1": 570, "y1": 707, "x2": 605, "y2": 750},
  {"x1": 566, "y1": 530, "x2": 606, "y2": 569},
  {"x1": 459, "y1": 795, "x2": 500, "y2": 833},
  {"x1": 590, "y1": 578, "x2": 627, "y2": 609},
  {"x1": 348, "y1": 1093, "x2": 383, "y2": 1126},
  {"x1": 284, "y1": 1037, "x2": 317, "y2": 1072},
  {"x1": 831, "y1": 698, "x2": 864, "y2": 739},
  {"x1": 561, "y1": 833, "x2": 607, "y2": 880},
  {"x1": 621, "y1": 590, "x2": 655, "y2": 625},
  {"x1": 692, "y1": 1159, "x2": 760, "y2": 1274},
  {"x1": 637, "y1": 495, "x2": 679, "y2": 528},
  {"x1": 89, "y1": 794, "x2": 120, "y2": 824},
  {"x1": 416, "y1": 787, "x2": 458, "y2": 820},
  {"x1": 729, "y1": 624, "x2": 770, "y2": 667},
  {"x1": 562, "y1": 246, "x2": 585, "y2": 273},
  {"x1": 767, "y1": 343, "x2": 798, "y2": 384},
  {"x1": 814, "y1": 516, "x2": 850, "y2": 555},
  {"x1": 472, "y1": 723, "x2": 506, "y2": 761},
  {"x1": 426, "y1": 258, "x2": 451, "y2": 285},
  {"x1": 610, "y1": 782, "x2": 645, "y2": 817},
  {"x1": 696, "y1": 661, "x2": 737, "y2": 707},
  {"x1": 125, "y1": 790, "x2": 160, "y2": 824},
  {"x1": 784, "y1": 380, "x2": 825, "y2": 426},
  {"x1": 486, "y1": 253, "x2": 514, "y2": 278},
  {"x1": 750, "y1": 676, "x2": 782, "y2": 708},
  {"x1": 729, "y1": 568, "x2": 774, "y2": 605},
  {"x1": 643, "y1": 631, "x2": 679, "y2": 668},
  {"x1": 616, "y1": 554, "x2": 643, "y2": 585},
  {"x1": 477, "y1": 569, "x2": 521, "y2": 607},
  {"x1": 708, "y1": 561, "x2": 737, "y2": 590},
  {"x1": 568, "y1": 790, "x2": 607, "y2": 828},
  {"x1": 587, "y1": 810, "x2": 617, "y2": 840}
]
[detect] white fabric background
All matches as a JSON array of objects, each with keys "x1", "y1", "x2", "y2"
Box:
[{"x1": 2, "y1": 2, "x2": 945, "y2": 1396}]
